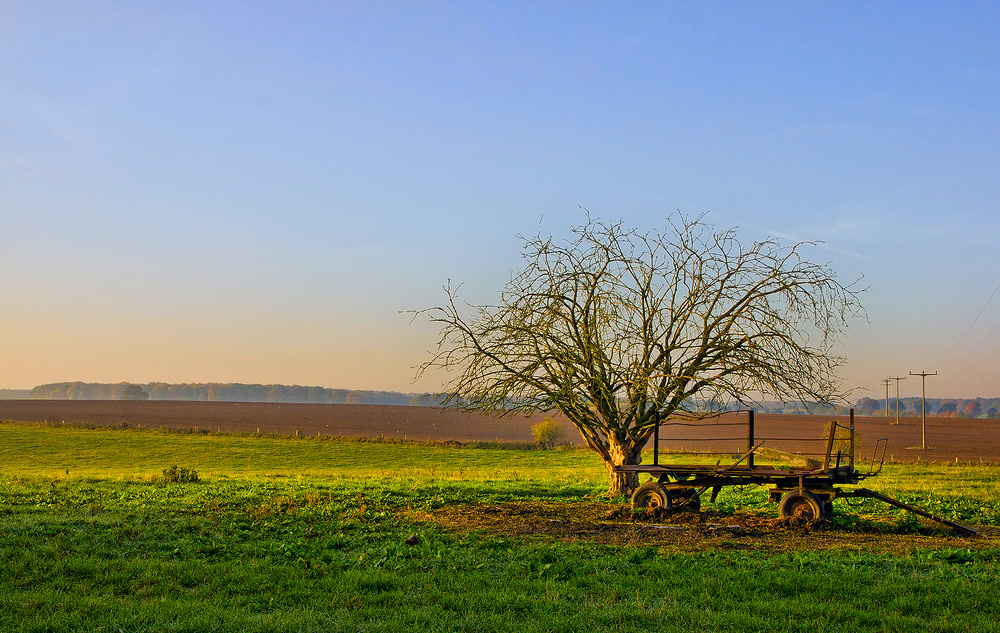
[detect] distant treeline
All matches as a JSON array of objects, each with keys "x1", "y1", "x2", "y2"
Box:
[
  {"x1": 852, "y1": 396, "x2": 1000, "y2": 419},
  {"x1": 755, "y1": 397, "x2": 1000, "y2": 418},
  {"x1": 5, "y1": 383, "x2": 1000, "y2": 418},
  {"x1": 22, "y1": 382, "x2": 447, "y2": 407}
]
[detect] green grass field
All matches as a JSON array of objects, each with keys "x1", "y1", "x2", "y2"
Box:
[{"x1": 2, "y1": 421, "x2": 999, "y2": 632}]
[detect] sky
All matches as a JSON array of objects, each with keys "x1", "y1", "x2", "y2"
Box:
[{"x1": 2, "y1": 2, "x2": 999, "y2": 400}]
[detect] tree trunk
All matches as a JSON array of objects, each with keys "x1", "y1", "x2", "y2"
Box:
[{"x1": 605, "y1": 439, "x2": 642, "y2": 498}]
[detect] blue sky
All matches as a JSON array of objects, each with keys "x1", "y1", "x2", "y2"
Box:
[{"x1": 2, "y1": 2, "x2": 999, "y2": 399}]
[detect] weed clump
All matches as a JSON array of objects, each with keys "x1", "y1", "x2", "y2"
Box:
[{"x1": 162, "y1": 465, "x2": 200, "y2": 483}]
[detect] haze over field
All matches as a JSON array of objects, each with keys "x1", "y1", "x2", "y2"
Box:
[{"x1": 2, "y1": 3, "x2": 1000, "y2": 399}]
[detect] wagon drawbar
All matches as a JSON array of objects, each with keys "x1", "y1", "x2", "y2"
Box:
[{"x1": 616, "y1": 410, "x2": 977, "y2": 536}]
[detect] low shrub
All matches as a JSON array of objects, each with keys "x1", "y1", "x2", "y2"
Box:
[
  {"x1": 161, "y1": 465, "x2": 199, "y2": 483},
  {"x1": 531, "y1": 417, "x2": 564, "y2": 450}
]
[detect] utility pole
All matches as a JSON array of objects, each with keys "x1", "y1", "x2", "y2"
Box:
[
  {"x1": 882, "y1": 378, "x2": 892, "y2": 418},
  {"x1": 890, "y1": 376, "x2": 906, "y2": 426},
  {"x1": 909, "y1": 371, "x2": 937, "y2": 450}
]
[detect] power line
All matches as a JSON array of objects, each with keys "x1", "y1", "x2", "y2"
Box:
[
  {"x1": 946, "y1": 319, "x2": 1000, "y2": 371},
  {"x1": 969, "y1": 339, "x2": 1000, "y2": 370},
  {"x1": 934, "y1": 280, "x2": 1000, "y2": 367}
]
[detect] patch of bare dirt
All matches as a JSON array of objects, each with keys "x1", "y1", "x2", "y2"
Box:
[{"x1": 409, "y1": 501, "x2": 1000, "y2": 554}]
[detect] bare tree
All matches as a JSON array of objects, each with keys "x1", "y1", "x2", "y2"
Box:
[{"x1": 415, "y1": 214, "x2": 864, "y2": 497}]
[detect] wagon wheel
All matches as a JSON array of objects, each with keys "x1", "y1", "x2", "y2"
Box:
[
  {"x1": 778, "y1": 491, "x2": 826, "y2": 524},
  {"x1": 631, "y1": 482, "x2": 673, "y2": 511},
  {"x1": 671, "y1": 488, "x2": 701, "y2": 513}
]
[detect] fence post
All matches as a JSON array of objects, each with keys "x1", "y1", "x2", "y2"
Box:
[
  {"x1": 653, "y1": 410, "x2": 660, "y2": 466},
  {"x1": 849, "y1": 408, "x2": 855, "y2": 468},
  {"x1": 747, "y1": 409, "x2": 755, "y2": 469}
]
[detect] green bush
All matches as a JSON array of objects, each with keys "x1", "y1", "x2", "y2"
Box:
[
  {"x1": 531, "y1": 417, "x2": 564, "y2": 450},
  {"x1": 162, "y1": 465, "x2": 199, "y2": 483},
  {"x1": 822, "y1": 421, "x2": 853, "y2": 456}
]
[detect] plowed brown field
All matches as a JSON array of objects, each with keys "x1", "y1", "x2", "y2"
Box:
[
  {"x1": 0, "y1": 399, "x2": 566, "y2": 443},
  {"x1": 1, "y1": 400, "x2": 998, "y2": 462}
]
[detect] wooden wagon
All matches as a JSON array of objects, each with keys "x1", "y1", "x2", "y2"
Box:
[{"x1": 616, "y1": 410, "x2": 976, "y2": 535}]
